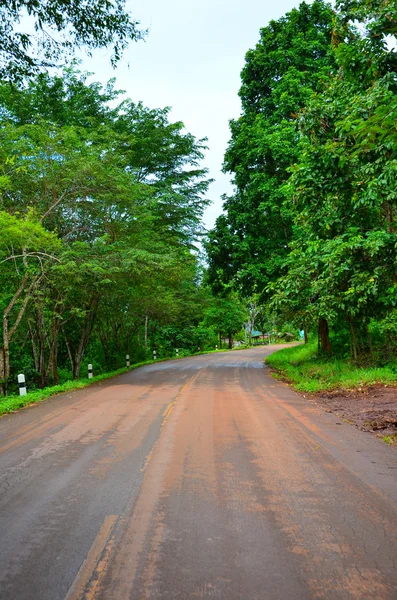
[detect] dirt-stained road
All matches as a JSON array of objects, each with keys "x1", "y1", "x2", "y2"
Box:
[{"x1": 0, "y1": 347, "x2": 396, "y2": 600}]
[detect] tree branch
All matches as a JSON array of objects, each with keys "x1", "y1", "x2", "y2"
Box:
[
  {"x1": 1, "y1": 252, "x2": 60, "y2": 265},
  {"x1": 41, "y1": 187, "x2": 74, "y2": 221},
  {"x1": 9, "y1": 275, "x2": 43, "y2": 340}
]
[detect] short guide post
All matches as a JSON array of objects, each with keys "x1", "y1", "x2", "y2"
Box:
[{"x1": 18, "y1": 373, "x2": 27, "y2": 396}]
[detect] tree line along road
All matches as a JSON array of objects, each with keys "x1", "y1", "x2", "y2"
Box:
[{"x1": 0, "y1": 346, "x2": 396, "y2": 600}]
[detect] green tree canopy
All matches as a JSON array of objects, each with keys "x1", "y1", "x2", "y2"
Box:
[
  {"x1": 269, "y1": 0, "x2": 397, "y2": 356},
  {"x1": 206, "y1": 0, "x2": 335, "y2": 298},
  {"x1": 0, "y1": 0, "x2": 143, "y2": 81},
  {"x1": 0, "y1": 69, "x2": 213, "y2": 391}
]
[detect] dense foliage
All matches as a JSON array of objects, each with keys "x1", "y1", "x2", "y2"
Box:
[
  {"x1": 0, "y1": 0, "x2": 142, "y2": 81},
  {"x1": 206, "y1": 0, "x2": 336, "y2": 297},
  {"x1": 5, "y1": 0, "x2": 395, "y2": 395},
  {"x1": 0, "y1": 70, "x2": 251, "y2": 395},
  {"x1": 207, "y1": 0, "x2": 397, "y2": 362}
]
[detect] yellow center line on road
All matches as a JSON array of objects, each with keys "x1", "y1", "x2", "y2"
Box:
[
  {"x1": 66, "y1": 373, "x2": 199, "y2": 598},
  {"x1": 64, "y1": 514, "x2": 118, "y2": 600}
]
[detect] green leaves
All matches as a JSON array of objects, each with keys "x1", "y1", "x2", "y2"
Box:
[
  {"x1": 0, "y1": 210, "x2": 60, "y2": 260},
  {"x1": 0, "y1": 1, "x2": 143, "y2": 81},
  {"x1": 0, "y1": 67, "x2": 214, "y2": 388},
  {"x1": 207, "y1": 1, "x2": 335, "y2": 299},
  {"x1": 203, "y1": 294, "x2": 247, "y2": 340},
  {"x1": 266, "y1": 0, "x2": 397, "y2": 355},
  {"x1": 206, "y1": 0, "x2": 397, "y2": 360}
]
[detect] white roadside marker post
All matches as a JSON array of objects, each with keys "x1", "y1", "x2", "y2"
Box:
[
  {"x1": 153, "y1": 350, "x2": 157, "y2": 360},
  {"x1": 88, "y1": 364, "x2": 93, "y2": 379},
  {"x1": 215, "y1": 345, "x2": 218, "y2": 351},
  {"x1": 126, "y1": 354, "x2": 130, "y2": 367},
  {"x1": 18, "y1": 373, "x2": 27, "y2": 396},
  {"x1": 176, "y1": 348, "x2": 179, "y2": 357}
]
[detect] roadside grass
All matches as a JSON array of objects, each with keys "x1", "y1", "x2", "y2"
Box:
[
  {"x1": 0, "y1": 364, "x2": 144, "y2": 416},
  {"x1": 382, "y1": 434, "x2": 397, "y2": 446},
  {"x1": 0, "y1": 345, "x2": 253, "y2": 417},
  {"x1": 266, "y1": 341, "x2": 397, "y2": 393}
]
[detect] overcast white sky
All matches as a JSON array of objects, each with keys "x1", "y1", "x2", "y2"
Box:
[{"x1": 81, "y1": 0, "x2": 311, "y2": 229}]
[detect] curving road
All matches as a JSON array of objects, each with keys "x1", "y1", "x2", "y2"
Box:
[{"x1": 0, "y1": 346, "x2": 396, "y2": 600}]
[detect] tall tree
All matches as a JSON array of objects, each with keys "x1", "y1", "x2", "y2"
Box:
[
  {"x1": 0, "y1": 70, "x2": 211, "y2": 246},
  {"x1": 0, "y1": 69, "x2": 213, "y2": 389},
  {"x1": 204, "y1": 295, "x2": 247, "y2": 349},
  {"x1": 0, "y1": 0, "x2": 143, "y2": 81},
  {"x1": 0, "y1": 211, "x2": 59, "y2": 392},
  {"x1": 270, "y1": 0, "x2": 397, "y2": 356},
  {"x1": 207, "y1": 0, "x2": 335, "y2": 298}
]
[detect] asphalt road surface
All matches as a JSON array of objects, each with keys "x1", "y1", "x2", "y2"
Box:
[{"x1": 0, "y1": 346, "x2": 396, "y2": 600}]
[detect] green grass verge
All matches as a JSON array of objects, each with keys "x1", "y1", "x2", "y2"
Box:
[
  {"x1": 0, "y1": 345, "x2": 254, "y2": 417},
  {"x1": 0, "y1": 363, "x2": 149, "y2": 417},
  {"x1": 382, "y1": 434, "x2": 397, "y2": 446},
  {"x1": 266, "y1": 341, "x2": 397, "y2": 393}
]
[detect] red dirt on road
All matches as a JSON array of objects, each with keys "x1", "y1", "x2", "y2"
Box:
[{"x1": 0, "y1": 347, "x2": 396, "y2": 600}]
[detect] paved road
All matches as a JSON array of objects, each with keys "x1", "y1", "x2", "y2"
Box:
[{"x1": 0, "y1": 347, "x2": 396, "y2": 600}]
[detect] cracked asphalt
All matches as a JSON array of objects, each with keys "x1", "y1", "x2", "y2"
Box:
[{"x1": 0, "y1": 346, "x2": 396, "y2": 599}]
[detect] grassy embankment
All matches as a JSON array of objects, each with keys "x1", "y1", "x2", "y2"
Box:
[
  {"x1": 0, "y1": 345, "x2": 250, "y2": 417},
  {"x1": 266, "y1": 340, "x2": 397, "y2": 393},
  {"x1": 0, "y1": 365, "x2": 139, "y2": 416}
]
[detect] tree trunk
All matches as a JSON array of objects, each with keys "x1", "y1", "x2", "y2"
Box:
[
  {"x1": 73, "y1": 297, "x2": 99, "y2": 379},
  {"x1": 64, "y1": 335, "x2": 77, "y2": 378},
  {"x1": 73, "y1": 346, "x2": 85, "y2": 379},
  {"x1": 144, "y1": 315, "x2": 149, "y2": 350},
  {"x1": 137, "y1": 324, "x2": 141, "y2": 347},
  {"x1": 349, "y1": 319, "x2": 358, "y2": 362},
  {"x1": 318, "y1": 318, "x2": 331, "y2": 353},
  {"x1": 28, "y1": 321, "x2": 40, "y2": 372},
  {"x1": 0, "y1": 346, "x2": 9, "y2": 396},
  {"x1": 366, "y1": 323, "x2": 374, "y2": 362},
  {"x1": 37, "y1": 309, "x2": 47, "y2": 388},
  {"x1": 98, "y1": 329, "x2": 111, "y2": 365},
  {"x1": 219, "y1": 332, "x2": 222, "y2": 350},
  {"x1": 304, "y1": 324, "x2": 308, "y2": 345},
  {"x1": 33, "y1": 305, "x2": 52, "y2": 388},
  {"x1": 228, "y1": 332, "x2": 233, "y2": 349},
  {"x1": 47, "y1": 319, "x2": 61, "y2": 385},
  {"x1": 64, "y1": 295, "x2": 99, "y2": 379},
  {"x1": 0, "y1": 348, "x2": 5, "y2": 396},
  {"x1": 1, "y1": 274, "x2": 39, "y2": 395},
  {"x1": 2, "y1": 308, "x2": 11, "y2": 396},
  {"x1": 50, "y1": 342, "x2": 60, "y2": 385}
]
